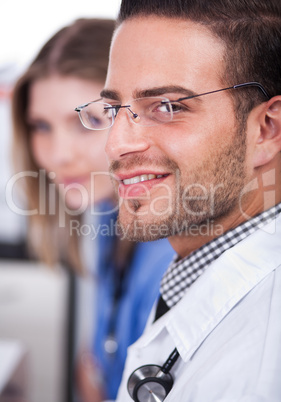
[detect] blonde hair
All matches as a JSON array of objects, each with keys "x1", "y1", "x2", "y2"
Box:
[{"x1": 12, "y1": 18, "x2": 115, "y2": 272}]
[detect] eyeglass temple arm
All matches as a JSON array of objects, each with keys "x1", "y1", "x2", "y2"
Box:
[
  {"x1": 233, "y1": 82, "x2": 270, "y2": 99},
  {"x1": 176, "y1": 81, "x2": 270, "y2": 103},
  {"x1": 75, "y1": 103, "x2": 90, "y2": 112},
  {"x1": 74, "y1": 98, "x2": 103, "y2": 112}
]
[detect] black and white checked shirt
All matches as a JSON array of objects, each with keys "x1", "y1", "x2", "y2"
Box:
[{"x1": 160, "y1": 203, "x2": 281, "y2": 309}]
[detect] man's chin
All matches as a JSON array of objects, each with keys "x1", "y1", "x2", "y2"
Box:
[
  {"x1": 117, "y1": 193, "x2": 187, "y2": 240},
  {"x1": 116, "y1": 210, "x2": 175, "y2": 242}
]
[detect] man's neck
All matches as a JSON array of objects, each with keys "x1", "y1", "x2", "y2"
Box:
[{"x1": 169, "y1": 191, "x2": 281, "y2": 259}]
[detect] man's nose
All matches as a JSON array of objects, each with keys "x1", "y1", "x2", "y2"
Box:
[{"x1": 105, "y1": 108, "x2": 150, "y2": 161}]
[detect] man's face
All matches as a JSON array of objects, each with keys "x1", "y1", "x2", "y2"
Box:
[{"x1": 104, "y1": 16, "x2": 249, "y2": 245}]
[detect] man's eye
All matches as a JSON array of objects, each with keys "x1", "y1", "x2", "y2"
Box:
[
  {"x1": 156, "y1": 103, "x2": 172, "y2": 113},
  {"x1": 169, "y1": 102, "x2": 190, "y2": 113},
  {"x1": 104, "y1": 105, "x2": 121, "y2": 118},
  {"x1": 103, "y1": 107, "x2": 117, "y2": 119}
]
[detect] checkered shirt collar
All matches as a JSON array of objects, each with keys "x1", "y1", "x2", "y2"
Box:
[{"x1": 160, "y1": 203, "x2": 281, "y2": 308}]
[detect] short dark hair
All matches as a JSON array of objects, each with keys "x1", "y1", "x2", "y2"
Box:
[{"x1": 118, "y1": 0, "x2": 281, "y2": 117}]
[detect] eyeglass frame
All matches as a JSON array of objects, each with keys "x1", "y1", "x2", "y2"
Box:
[{"x1": 74, "y1": 81, "x2": 270, "y2": 131}]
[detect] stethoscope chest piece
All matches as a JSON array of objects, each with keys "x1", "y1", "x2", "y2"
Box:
[{"x1": 127, "y1": 364, "x2": 173, "y2": 402}]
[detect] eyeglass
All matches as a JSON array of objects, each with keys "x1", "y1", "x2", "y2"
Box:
[{"x1": 74, "y1": 81, "x2": 269, "y2": 131}]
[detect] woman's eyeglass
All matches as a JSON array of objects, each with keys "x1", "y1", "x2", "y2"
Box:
[{"x1": 74, "y1": 81, "x2": 270, "y2": 131}]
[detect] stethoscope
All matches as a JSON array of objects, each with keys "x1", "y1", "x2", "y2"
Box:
[{"x1": 127, "y1": 347, "x2": 180, "y2": 402}]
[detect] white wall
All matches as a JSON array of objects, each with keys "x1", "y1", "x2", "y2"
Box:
[{"x1": 0, "y1": 0, "x2": 121, "y2": 67}]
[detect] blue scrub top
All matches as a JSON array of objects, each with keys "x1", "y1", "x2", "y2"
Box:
[{"x1": 92, "y1": 206, "x2": 174, "y2": 399}]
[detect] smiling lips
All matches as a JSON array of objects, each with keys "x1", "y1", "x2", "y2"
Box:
[
  {"x1": 122, "y1": 173, "x2": 168, "y2": 185},
  {"x1": 117, "y1": 172, "x2": 169, "y2": 199}
]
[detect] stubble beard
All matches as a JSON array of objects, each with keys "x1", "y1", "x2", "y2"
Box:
[{"x1": 114, "y1": 127, "x2": 247, "y2": 242}]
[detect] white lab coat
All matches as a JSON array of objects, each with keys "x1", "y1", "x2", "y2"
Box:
[{"x1": 116, "y1": 214, "x2": 281, "y2": 401}]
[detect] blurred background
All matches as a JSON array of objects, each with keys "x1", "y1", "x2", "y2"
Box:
[
  {"x1": 0, "y1": 2, "x2": 121, "y2": 402},
  {"x1": 0, "y1": 0, "x2": 121, "y2": 247}
]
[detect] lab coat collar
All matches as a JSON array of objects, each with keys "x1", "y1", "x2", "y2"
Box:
[{"x1": 135, "y1": 215, "x2": 281, "y2": 362}]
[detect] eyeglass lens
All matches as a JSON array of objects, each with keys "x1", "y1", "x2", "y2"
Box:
[{"x1": 79, "y1": 97, "x2": 173, "y2": 130}]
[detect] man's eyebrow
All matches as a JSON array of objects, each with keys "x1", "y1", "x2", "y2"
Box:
[
  {"x1": 134, "y1": 86, "x2": 198, "y2": 99},
  {"x1": 100, "y1": 86, "x2": 201, "y2": 102},
  {"x1": 100, "y1": 89, "x2": 121, "y2": 101}
]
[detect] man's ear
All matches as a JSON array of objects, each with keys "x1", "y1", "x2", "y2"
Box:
[{"x1": 253, "y1": 96, "x2": 281, "y2": 168}]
